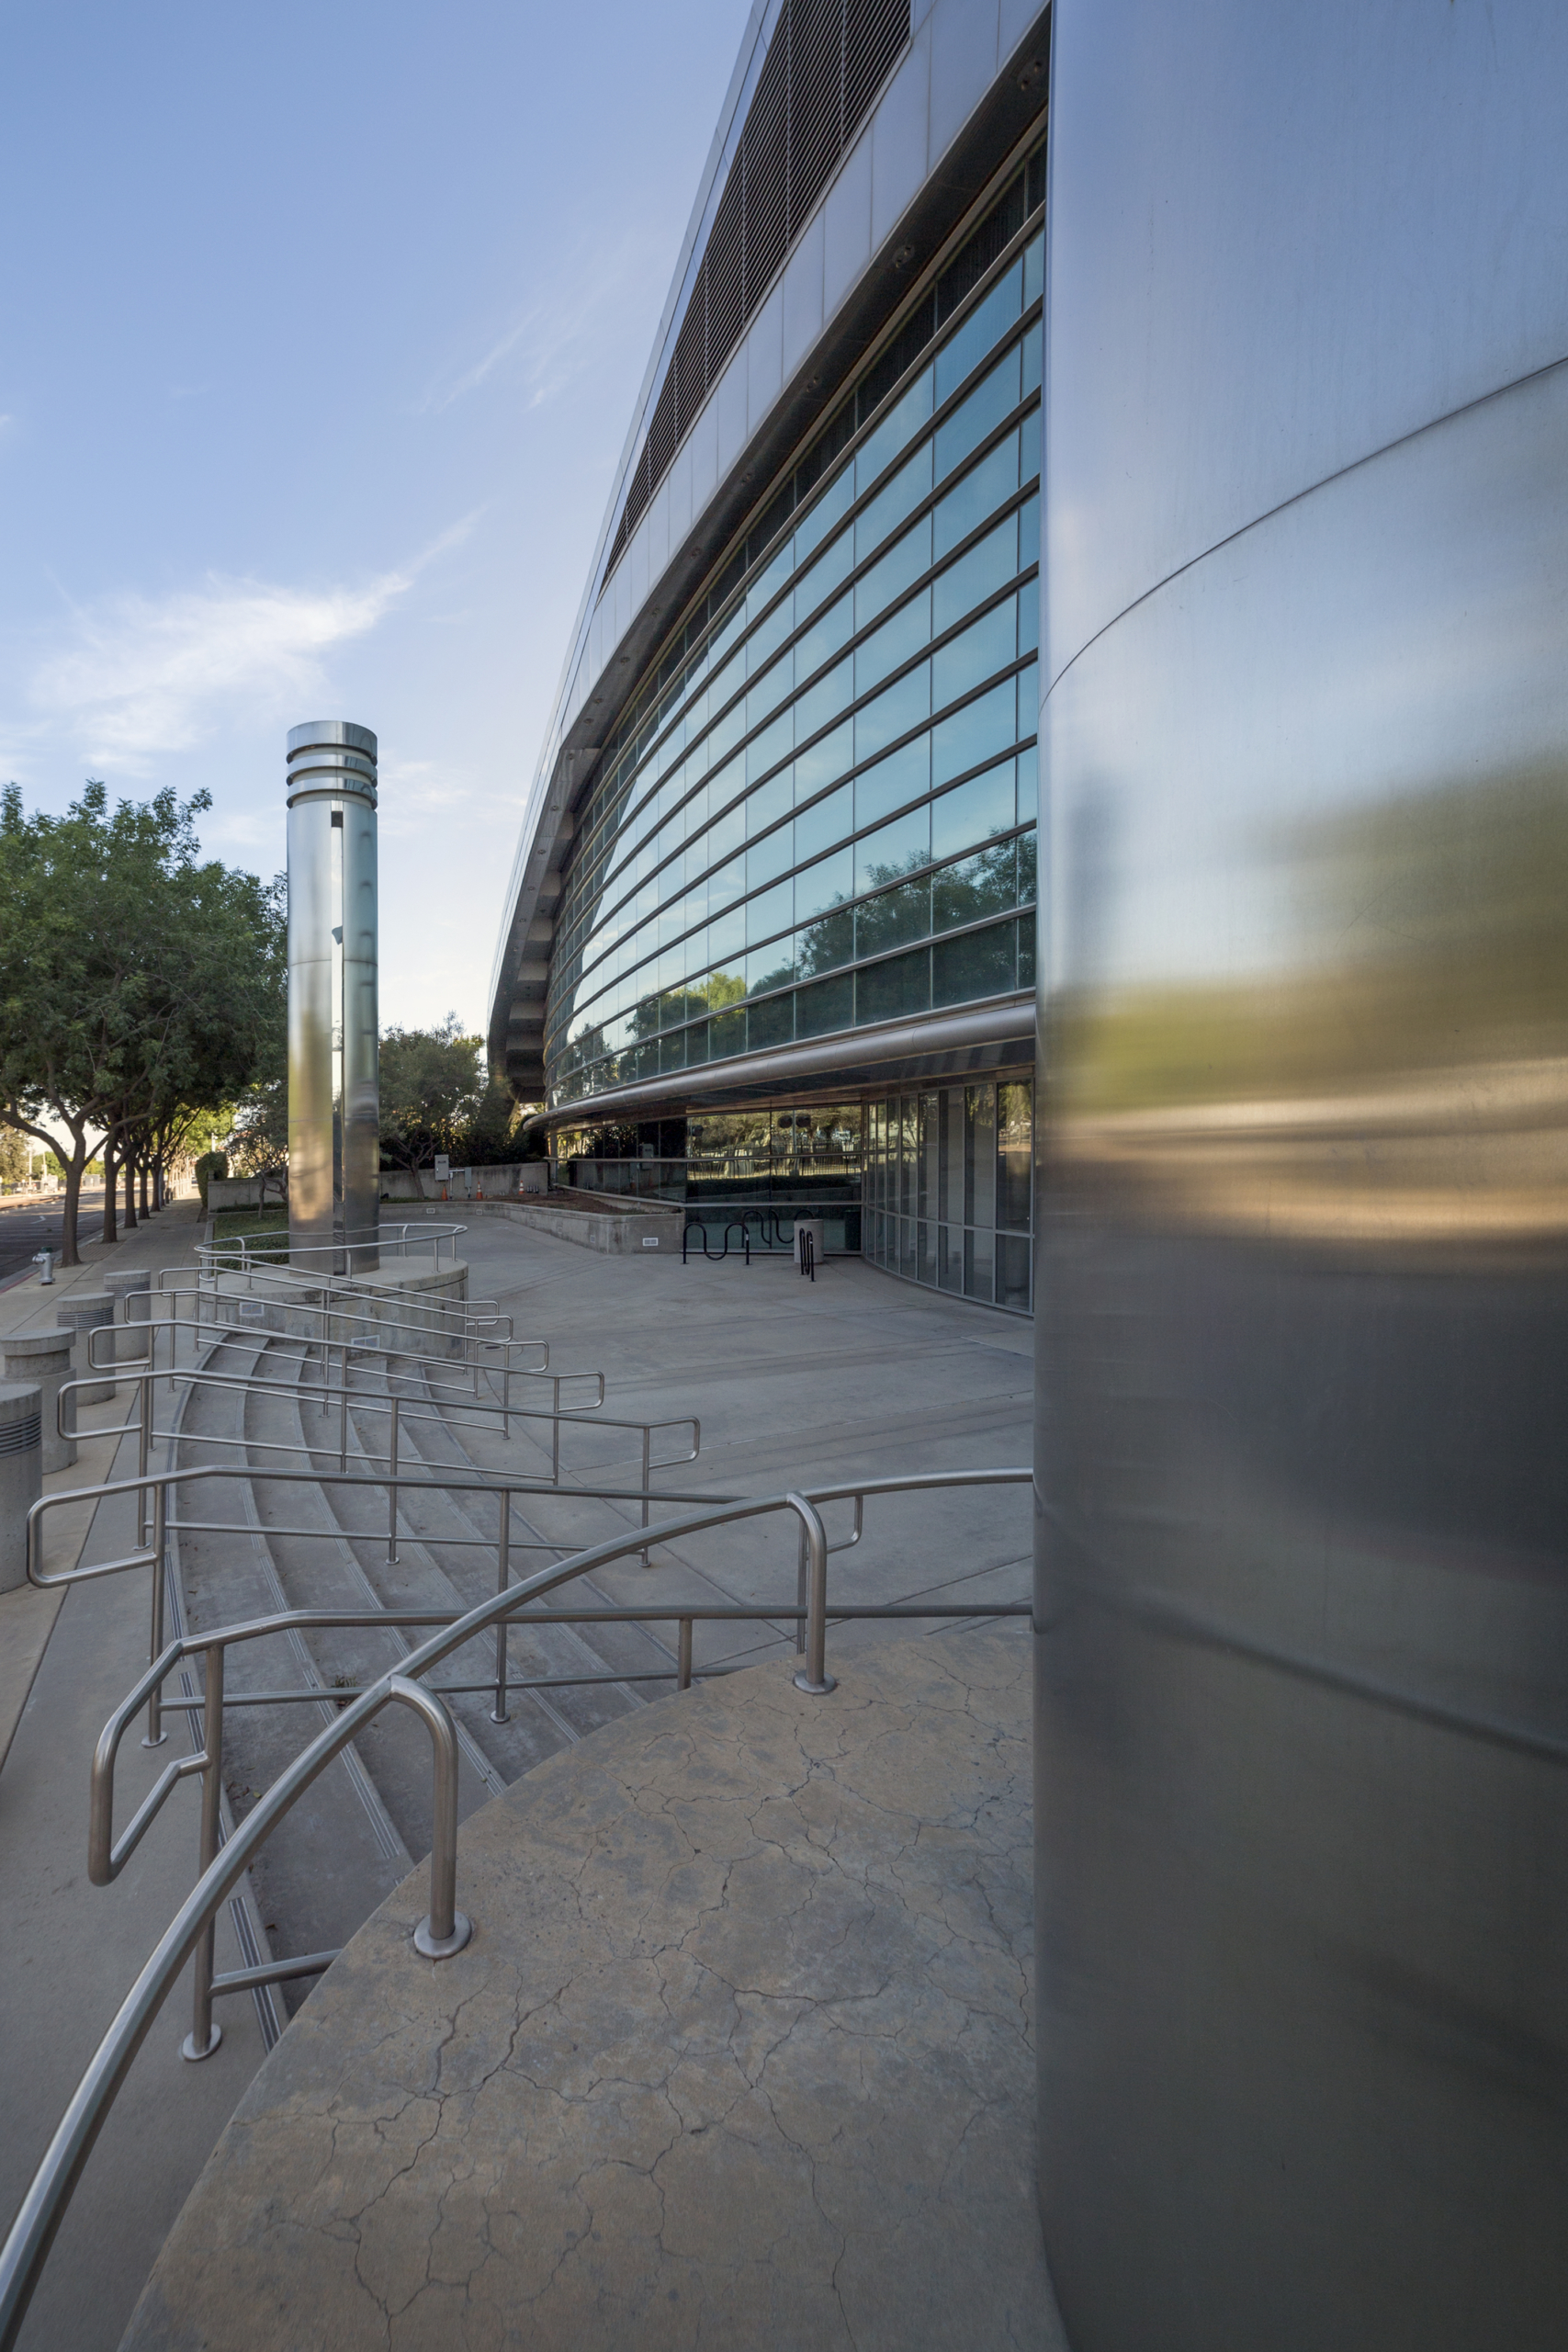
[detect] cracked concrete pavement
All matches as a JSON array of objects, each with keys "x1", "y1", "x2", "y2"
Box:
[{"x1": 122, "y1": 1625, "x2": 1066, "y2": 2349}]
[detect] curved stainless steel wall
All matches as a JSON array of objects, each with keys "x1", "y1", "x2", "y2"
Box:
[{"x1": 1035, "y1": 7, "x2": 1568, "y2": 2347}]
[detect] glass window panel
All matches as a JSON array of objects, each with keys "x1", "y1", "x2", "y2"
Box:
[
  {"x1": 931, "y1": 841, "x2": 1018, "y2": 934},
  {"x1": 933, "y1": 431, "x2": 1021, "y2": 560},
  {"x1": 794, "y1": 654, "x2": 853, "y2": 741},
  {"x1": 748, "y1": 542, "x2": 794, "y2": 621},
  {"x1": 997, "y1": 1080, "x2": 1032, "y2": 1233},
  {"x1": 918, "y1": 1220, "x2": 937, "y2": 1286},
  {"x1": 855, "y1": 875, "x2": 931, "y2": 959},
  {"x1": 744, "y1": 878, "x2": 793, "y2": 947},
  {"x1": 854, "y1": 365, "x2": 934, "y2": 492},
  {"x1": 794, "y1": 718, "x2": 852, "y2": 800},
  {"x1": 932, "y1": 596, "x2": 1018, "y2": 710},
  {"x1": 855, "y1": 441, "x2": 933, "y2": 563},
  {"x1": 795, "y1": 589, "x2": 852, "y2": 679},
  {"x1": 708, "y1": 1004, "x2": 746, "y2": 1060},
  {"x1": 794, "y1": 520, "x2": 855, "y2": 625},
  {"x1": 931, "y1": 761, "x2": 1017, "y2": 861},
  {"x1": 854, "y1": 663, "x2": 930, "y2": 763},
  {"x1": 747, "y1": 770, "x2": 795, "y2": 835},
  {"x1": 656, "y1": 943, "x2": 684, "y2": 991},
  {"x1": 943, "y1": 1089, "x2": 964, "y2": 1226},
  {"x1": 1015, "y1": 742, "x2": 1038, "y2": 824},
  {"x1": 996, "y1": 1233, "x2": 1031, "y2": 1311},
  {"x1": 1017, "y1": 828, "x2": 1037, "y2": 904},
  {"x1": 747, "y1": 822, "x2": 794, "y2": 889},
  {"x1": 707, "y1": 854, "x2": 745, "y2": 910},
  {"x1": 936, "y1": 349, "x2": 1022, "y2": 486},
  {"x1": 931, "y1": 918, "x2": 1018, "y2": 1007},
  {"x1": 746, "y1": 938, "x2": 795, "y2": 994},
  {"x1": 1021, "y1": 325, "x2": 1042, "y2": 400},
  {"x1": 900, "y1": 1214, "x2": 918, "y2": 1281},
  {"x1": 857, "y1": 947, "x2": 930, "y2": 1025},
  {"x1": 797, "y1": 904, "x2": 854, "y2": 976},
  {"x1": 1016, "y1": 911, "x2": 1036, "y2": 989},
  {"x1": 746, "y1": 706, "x2": 793, "y2": 779},
  {"x1": 707, "y1": 903, "x2": 746, "y2": 966},
  {"x1": 795, "y1": 844, "x2": 853, "y2": 925},
  {"x1": 932, "y1": 677, "x2": 1016, "y2": 786},
  {"x1": 854, "y1": 737, "x2": 930, "y2": 830},
  {"x1": 710, "y1": 645, "x2": 746, "y2": 714},
  {"x1": 707, "y1": 699, "x2": 744, "y2": 763},
  {"x1": 963, "y1": 1226, "x2": 994, "y2": 1305},
  {"x1": 749, "y1": 990, "x2": 793, "y2": 1050},
  {"x1": 794, "y1": 465, "x2": 853, "y2": 562},
  {"x1": 1019, "y1": 489, "x2": 1041, "y2": 571},
  {"x1": 855, "y1": 803, "x2": 931, "y2": 893},
  {"x1": 855, "y1": 516, "x2": 933, "y2": 630},
  {"x1": 793, "y1": 780, "x2": 852, "y2": 864},
  {"x1": 795, "y1": 970, "x2": 853, "y2": 1037},
  {"x1": 682, "y1": 924, "x2": 710, "y2": 979},
  {"x1": 855, "y1": 590, "x2": 931, "y2": 695},
  {"x1": 685, "y1": 1019, "x2": 711, "y2": 1068},
  {"x1": 933, "y1": 513, "x2": 1017, "y2": 630},
  {"x1": 964, "y1": 1082, "x2": 997, "y2": 1227},
  {"x1": 1023, "y1": 230, "x2": 1043, "y2": 307},
  {"x1": 935, "y1": 261, "x2": 1023, "y2": 403},
  {"x1": 939, "y1": 1222, "x2": 963, "y2": 1293},
  {"x1": 1017, "y1": 575, "x2": 1039, "y2": 662}
]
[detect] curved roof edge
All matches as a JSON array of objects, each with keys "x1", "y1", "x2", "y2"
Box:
[{"x1": 490, "y1": 0, "x2": 1053, "y2": 1092}]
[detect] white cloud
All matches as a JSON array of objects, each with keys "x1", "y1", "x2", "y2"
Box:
[
  {"x1": 420, "y1": 225, "x2": 671, "y2": 417},
  {"x1": 31, "y1": 565, "x2": 412, "y2": 767}
]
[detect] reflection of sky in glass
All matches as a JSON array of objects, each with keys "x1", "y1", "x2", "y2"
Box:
[{"x1": 1046, "y1": 361, "x2": 1568, "y2": 990}]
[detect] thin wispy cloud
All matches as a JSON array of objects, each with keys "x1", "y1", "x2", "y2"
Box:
[
  {"x1": 419, "y1": 225, "x2": 673, "y2": 417},
  {"x1": 28, "y1": 517, "x2": 478, "y2": 769}
]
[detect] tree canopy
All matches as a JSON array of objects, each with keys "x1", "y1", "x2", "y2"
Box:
[
  {"x1": 378, "y1": 1015, "x2": 519, "y2": 1169},
  {"x1": 0, "y1": 779, "x2": 285, "y2": 1262}
]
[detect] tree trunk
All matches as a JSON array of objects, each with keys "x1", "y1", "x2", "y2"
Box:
[
  {"x1": 101, "y1": 1137, "x2": 118, "y2": 1245},
  {"x1": 123, "y1": 1146, "x2": 138, "y2": 1231},
  {"x1": 152, "y1": 1158, "x2": 164, "y2": 1211},
  {"x1": 59, "y1": 1138, "x2": 85, "y2": 1267},
  {"x1": 139, "y1": 1156, "x2": 150, "y2": 1217}
]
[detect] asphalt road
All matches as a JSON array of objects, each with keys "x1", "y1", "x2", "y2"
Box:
[{"x1": 0, "y1": 1192, "x2": 105, "y2": 1284}]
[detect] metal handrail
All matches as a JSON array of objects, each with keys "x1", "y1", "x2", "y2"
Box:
[
  {"x1": 198, "y1": 1219, "x2": 465, "y2": 1276},
  {"x1": 0, "y1": 1467, "x2": 1030, "y2": 2349}
]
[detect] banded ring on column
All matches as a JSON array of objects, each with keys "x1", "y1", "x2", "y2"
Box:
[{"x1": 286, "y1": 722, "x2": 379, "y2": 1272}]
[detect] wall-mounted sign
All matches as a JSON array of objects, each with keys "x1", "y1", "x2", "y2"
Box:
[{"x1": 433, "y1": 1155, "x2": 450, "y2": 1181}]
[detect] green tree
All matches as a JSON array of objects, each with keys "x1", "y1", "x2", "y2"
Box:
[
  {"x1": 0, "y1": 1126, "x2": 28, "y2": 1187},
  {"x1": 0, "y1": 780, "x2": 285, "y2": 1264},
  {"x1": 378, "y1": 1015, "x2": 485, "y2": 1170}
]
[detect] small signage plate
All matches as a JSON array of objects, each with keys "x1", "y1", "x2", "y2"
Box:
[{"x1": 641, "y1": 1235, "x2": 659, "y2": 1248}]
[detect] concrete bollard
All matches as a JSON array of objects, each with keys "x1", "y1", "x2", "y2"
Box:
[
  {"x1": 55, "y1": 1292, "x2": 118, "y2": 1405},
  {"x1": 0, "y1": 1331, "x2": 77, "y2": 1470},
  {"x1": 0, "y1": 1383, "x2": 43, "y2": 1593},
  {"x1": 103, "y1": 1270, "x2": 153, "y2": 1366}
]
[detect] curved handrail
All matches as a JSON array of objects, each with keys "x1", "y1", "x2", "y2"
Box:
[{"x1": 0, "y1": 1466, "x2": 1032, "y2": 2350}]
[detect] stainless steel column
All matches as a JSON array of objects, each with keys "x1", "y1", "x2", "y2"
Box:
[
  {"x1": 1037, "y1": 7, "x2": 1568, "y2": 2348},
  {"x1": 287, "y1": 722, "x2": 378, "y2": 1271}
]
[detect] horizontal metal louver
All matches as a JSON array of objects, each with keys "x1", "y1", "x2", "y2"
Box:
[{"x1": 604, "y1": 0, "x2": 910, "y2": 580}]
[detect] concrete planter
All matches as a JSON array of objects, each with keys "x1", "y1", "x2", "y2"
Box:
[{"x1": 468, "y1": 1195, "x2": 684, "y2": 1256}]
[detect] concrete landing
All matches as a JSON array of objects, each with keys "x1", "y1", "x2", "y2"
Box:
[{"x1": 123, "y1": 1626, "x2": 1065, "y2": 2351}]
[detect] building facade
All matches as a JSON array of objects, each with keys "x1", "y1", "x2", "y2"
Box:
[{"x1": 489, "y1": 0, "x2": 1050, "y2": 1311}]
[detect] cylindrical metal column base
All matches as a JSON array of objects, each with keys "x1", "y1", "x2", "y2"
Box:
[
  {"x1": 54, "y1": 1293, "x2": 117, "y2": 1405},
  {"x1": 0, "y1": 1383, "x2": 43, "y2": 1593},
  {"x1": 0, "y1": 1334, "x2": 76, "y2": 1470}
]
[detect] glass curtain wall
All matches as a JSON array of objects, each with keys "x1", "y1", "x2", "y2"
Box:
[
  {"x1": 545, "y1": 152, "x2": 1043, "y2": 1108},
  {"x1": 865, "y1": 1077, "x2": 1032, "y2": 1312}
]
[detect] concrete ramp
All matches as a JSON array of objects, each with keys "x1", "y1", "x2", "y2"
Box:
[{"x1": 121, "y1": 1628, "x2": 1064, "y2": 2350}]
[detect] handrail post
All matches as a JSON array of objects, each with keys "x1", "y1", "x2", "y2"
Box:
[
  {"x1": 551, "y1": 1377, "x2": 561, "y2": 1485},
  {"x1": 385, "y1": 1678, "x2": 471, "y2": 1958},
  {"x1": 137, "y1": 1374, "x2": 152, "y2": 1547},
  {"x1": 141, "y1": 1483, "x2": 168, "y2": 1748},
  {"x1": 490, "y1": 1490, "x2": 511, "y2": 1724},
  {"x1": 789, "y1": 1494, "x2": 835, "y2": 1694},
  {"x1": 387, "y1": 1395, "x2": 400, "y2": 1565},
  {"x1": 678, "y1": 1617, "x2": 694, "y2": 1690},
  {"x1": 640, "y1": 1426, "x2": 652, "y2": 1566},
  {"x1": 338, "y1": 1344, "x2": 349, "y2": 1472},
  {"x1": 502, "y1": 1360, "x2": 511, "y2": 1442},
  {"x1": 183, "y1": 1645, "x2": 225, "y2": 2062}
]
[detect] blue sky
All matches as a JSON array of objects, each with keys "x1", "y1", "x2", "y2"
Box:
[{"x1": 0, "y1": 0, "x2": 746, "y2": 1035}]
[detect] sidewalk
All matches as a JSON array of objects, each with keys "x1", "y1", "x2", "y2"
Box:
[{"x1": 0, "y1": 1197, "x2": 267, "y2": 2352}]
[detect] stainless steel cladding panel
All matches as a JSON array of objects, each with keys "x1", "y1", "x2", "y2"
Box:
[
  {"x1": 286, "y1": 722, "x2": 378, "y2": 1270},
  {"x1": 1035, "y1": 9, "x2": 1568, "y2": 2349}
]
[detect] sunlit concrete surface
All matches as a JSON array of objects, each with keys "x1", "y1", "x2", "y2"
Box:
[{"x1": 124, "y1": 1625, "x2": 1065, "y2": 2351}]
